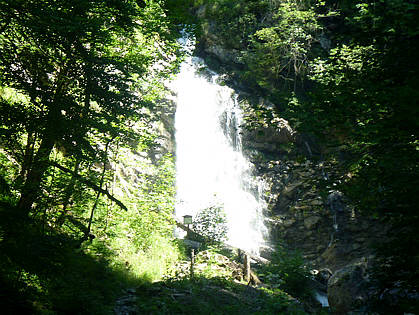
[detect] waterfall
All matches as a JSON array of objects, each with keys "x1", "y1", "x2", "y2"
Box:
[
  {"x1": 314, "y1": 291, "x2": 330, "y2": 307},
  {"x1": 172, "y1": 55, "x2": 266, "y2": 254}
]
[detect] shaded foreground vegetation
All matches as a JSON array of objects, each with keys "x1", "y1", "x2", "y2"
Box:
[
  {"x1": 133, "y1": 276, "x2": 304, "y2": 314},
  {"x1": 1, "y1": 204, "x2": 123, "y2": 314},
  {"x1": 0, "y1": 201, "x2": 180, "y2": 314},
  {"x1": 0, "y1": 198, "x2": 323, "y2": 314}
]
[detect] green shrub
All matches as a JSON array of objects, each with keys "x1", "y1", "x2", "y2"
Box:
[{"x1": 260, "y1": 244, "x2": 312, "y2": 299}]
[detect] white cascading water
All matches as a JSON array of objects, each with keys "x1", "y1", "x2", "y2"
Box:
[{"x1": 172, "y1": 52, "x2": 267, "y2": 254}]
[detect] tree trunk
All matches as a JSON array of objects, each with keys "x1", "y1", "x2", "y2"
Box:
[
  {"x1": 244, "y1": 254, "x2": 251, "y2": 282},
  {"x1": 19, "y1": 132, "x2": 36, "y2": 183},
  {"x1": 56, "y1": 159, "x2": 81, "y2": 226},
  {"x1": 16, "y1": 62, "x2": 75, "y2": 216},
  {"x1": 84, "y1": 139, "x2": 112, "y2": 241},
  {"x1": 17, "y1": 133, "x2": 55, "y2": 215},
  {"x1": 17, "y1": 99, "x2": 62, "y2": 215}
]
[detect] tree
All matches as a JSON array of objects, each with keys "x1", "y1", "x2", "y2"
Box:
[
  {"x1": 242, "y1": 0, "x2": 320, "y2": 93},
  {"x1": 0, "y1": 2, "x2": 188, "y2": 311},
  {"x1": 288, "y1": 1, "x2": 419, "y2": 310},
  {"x1": 192, "y1": 205, "x2": 228, "y2": 245},
  {"x1": 0, "y1": 0, "x2": 181, "y2": 215}
]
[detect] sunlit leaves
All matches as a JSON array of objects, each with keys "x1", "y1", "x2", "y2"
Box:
[
  {"x1": 192, "y1": 205, "x2": 228, "y2": 245},
  {"x1": 0, "y1": 0, "x2": 183, "y2": 214},
  {"x1": 237, "y1": 0, "x2": 320, "y2": 93}
]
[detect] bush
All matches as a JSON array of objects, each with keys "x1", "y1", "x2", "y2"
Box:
[{"x1": 260, "y1": 244, "x2": 312, "y2": 299}]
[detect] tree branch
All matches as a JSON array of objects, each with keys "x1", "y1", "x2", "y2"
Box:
[{"x1": 50, "y1": 161, "x2": 128, "y2": 211}]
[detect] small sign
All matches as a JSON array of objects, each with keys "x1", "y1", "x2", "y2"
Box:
[{"x1": 183, "y1": 215, "x2": 192, "y2": 225}]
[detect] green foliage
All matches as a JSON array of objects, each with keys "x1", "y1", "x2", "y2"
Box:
[
  {"x1": 368, "y1": 228, "x2": 419, "y2": 314},
  {"x1": 242, "y1": 1, "x2": 320, "y2": 91},
  {"x1": 194, "y1": 0, "x2": 321, "y2": 98},
  {"x1": 0, "y1": 0, "x2": 183, "y2": 215},
  {"x1": 294, "y1": 0, "x2": 418, "y2": 306},
  {"x1": 296, "y1": 6, "x2": 419, "y2": 307},
  {"x1": 0, "y1": 150, "x2": 182, "y2": 312},
  {"x1": 0, "y1": 1, "x2": 188, "y2": 312},
  {"x1": 260, "y1": 245, "x2": 312, "y2": 300},
  {"x1": 192, "y1": 205, "x2": 228, "y2": 245},
  {"x1": 0, "y1": 204, "x2": 123, "y2": 314},
  {"x1": 80, "y1": 153, "x2": 180, "y2": 283},
  {"x1": 199, "y1": 0, "x2": 266, "y2": 48}
]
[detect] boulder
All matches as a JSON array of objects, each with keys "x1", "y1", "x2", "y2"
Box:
[
  {"x1": 314, "y1": 268, "x2": 333, "y2": 287},
  {"x1": 378, "y1": 284, "x2": 419, "y2": 313},
  {"x1": 327, "y1": 190, "x2": 344, "y2": 213},
  {"x1": 308, "y1": 199, "x2": 323, "y2": 206},
  {"x1": 243, "y1": 118, "x2": 296, "y2": 153},
  {"x1": 205, "y1": 45, "x2": 240, "y2": 64},
  {"x1": 327, "y1": 261, "x2": 370, "y2": 314}
]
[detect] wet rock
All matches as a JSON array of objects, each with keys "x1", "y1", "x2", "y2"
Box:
[
  {"x1": 259, "y1": 245, "x2": 275, "y2": 260},
  {"x1": 308, "y1": 199, "x2": 323, "y2": 206},
  {"x1": 250, "y1": 119, "x2": 295, "y2": 144},
  {"x1": 313, "y1": 268, "x2": 333, "y2": 287},
  {"x1": 352, "y1": 243, "x2": 362, "y2": 251},
  {"x1": 292, "y1": 205, "x2": 310, "y2": 212},
  {"x1": 378, "y1": 284, "x2": 419, "y2": 313},
  {"x1": 273, "y1": 197, "x2": 292, "y2": 214},
  {"x1": 316, "y1": 245, "x2": 325, "y2": 252},
  {"x1": 205, "y1": 45, "x2": 241, "y2": 64},
  {"x1": 327, "y1": 190, "x2": 344, "y2": 213},
  {"x1": 320, "y1": 244, "x2": 338, "y2": 265},
  {"x1": 242, "y1": 118, "x2": 296, "y2": 153},
  {"x1": 114, "y1": 288, "x2": 139, "y2": 315}
]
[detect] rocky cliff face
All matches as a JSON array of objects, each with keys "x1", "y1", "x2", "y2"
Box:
[
  {"x1": 236, "y1": 98, "x2": 387, "y2": 273},
  {"x1": 237, "y1": 95, "x2": 389, "y2": 314}
]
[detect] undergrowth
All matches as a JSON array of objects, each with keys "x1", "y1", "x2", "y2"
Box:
[
  {"x1": 258, "y1": 244, "x2": 313, "y2": 300},
  {"x1": 136, "y1": 275, "x2": 306, "y2": 314},
  {"x1": 0, "y1": 201, "x2": 182, "y2": 314}
]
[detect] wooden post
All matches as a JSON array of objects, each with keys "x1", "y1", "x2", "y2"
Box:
[
  {"x1": 243, "y1": 253, "x2": 250, "y2": 282},
  {"x1": 190, "y1": 249, "x2": 195, "y2": 279}
]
